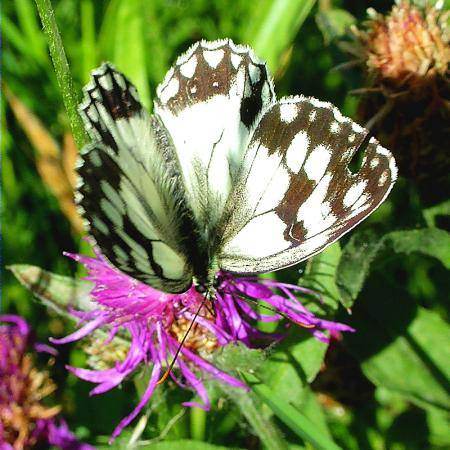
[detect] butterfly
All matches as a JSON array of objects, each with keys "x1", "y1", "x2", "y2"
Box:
[{"x1": 76, "y1": 39, "x2": 397, "y2": 294}]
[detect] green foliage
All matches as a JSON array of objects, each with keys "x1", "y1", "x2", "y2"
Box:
[
  {"x1": 3, "y1": 0, "x2": 449, "y2": 448},
  {"x1": 337, "y1": 228, "x2": 450, "y2": 308}
]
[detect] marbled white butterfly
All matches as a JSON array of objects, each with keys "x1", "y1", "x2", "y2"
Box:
[{"x1": 77, "y1": 39, "x2": 397, "y2": 294}]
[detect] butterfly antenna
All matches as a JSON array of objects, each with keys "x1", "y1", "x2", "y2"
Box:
[
  {"x1": 225, "y1": 289, "x2": 315, "y2": 329},
  {"x1": 157, "y1": 290, "x2": 209, "y2": 385}
]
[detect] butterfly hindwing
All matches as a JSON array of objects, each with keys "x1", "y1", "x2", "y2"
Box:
[
  {"x1": 219, "y1": 96, "x2": 397, "y2": 273},
  {"x1": 77, "y1": 63, "x2": 196, "y2": 292},
  {"x1": 154, "y1": 39, "x2": 275, "y2": 232}
]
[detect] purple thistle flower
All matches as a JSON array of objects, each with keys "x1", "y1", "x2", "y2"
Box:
[
  {"x1": 50, "y1": 248, "x2": 353, "y2": 440},
  {"x1": 0, "y1": 315, "x2": 94, "y2": 450}
]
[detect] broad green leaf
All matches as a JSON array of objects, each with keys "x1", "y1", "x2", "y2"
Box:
[
  {"x1": 337, "y1": 228, "x2": 450, "y2": 308},
  {"x1": 361, "y1": 307, "x2": 450, "y2": 412},
  {"x1": 113, "y1": 0, "x2": 151, "y2": 108},
  {"x1": 388, "y1": 230, "x2": 450, "y2": 268},
  {"x1": 244, "y1": 0, "x2": 316, "y2": 73},
  {"x1": 8, "y1": 264, "x2": 93, "y2": 315},
  {"x1": 215, "y1": 342, "x2": 266, "y2": 375},
  {"x1": 427, "y1": 406, "x2": 450, "y2": 447},
  {"x1": 335, "y1": 230, "x2": 382, "y2": 308},
  {"x1": 316, "y1": 8, "x2": 356, "y2": 44},
  {"x1": 261, "y1": 330, "x2": 328, "y2": 402},
  {"x1": 243, "y1": 373, "x2": 342, "y2": 450},
  {"x1": 347, "y1": 282, "x2": 450, "y2": 414},
  {"x1": 299, "y1": 387, "x2": 333, "y2": 440},
  {"x1": 303, "y1": 242, "x2": 342, "y2": 311}
]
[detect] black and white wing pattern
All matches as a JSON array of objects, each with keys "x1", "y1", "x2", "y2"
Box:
[
  {"x1": 154, "y1": 39, "x2": 275, "y2": 232},
  {"x1": 77, "y1": 63, "x2": 196, "y2": 292},
  {"x1": 219, "y1": 96, "x2": 397, "y2": 273}
]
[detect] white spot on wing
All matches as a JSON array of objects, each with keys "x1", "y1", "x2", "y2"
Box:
[
  {"x1": 286, "y1": 131, "x2": 309, "y2": 173},
  {"x1": 159, "y1": 77, "x2": 179, "y2": 104},
  {"x1": 343, "y1": 180, "x2": 367, "y2": 207},
  {"x1": 248, "y1": 64, "x2": 261, "y2": 84},
  {"x1": 203, "y1": 49, "x2": 224, "y2": 68},
  {"x1": 296, "y1": 174, "x2": 336, "y2": 238},
  {"x1": 330, "y1": 121, "x2": 340, "y2": 133},
  {"x1": 230, "y1": 53, "x2": 242, "y2": 69},
  {"x1": 226, "y1": 212, "x2": 291, "y2": 258},
  {"x1": 279, "y1": 103, "x2": 297, "y2": 123},
  {"x1": 180, "y1": 56, "x2": 197, "y2": 78},
  {"x1": 352, "y1": 122, "x2": 364, "y2": 133},
  {"x1": 370, "y1": 157, "x2": 380, "y2": 169},
  {"x1": 304, "y1": 144, "x2": 331, "y2": 182},
  {"x1": 256, "y1": 165, "x2": 290, "y2": 214}
]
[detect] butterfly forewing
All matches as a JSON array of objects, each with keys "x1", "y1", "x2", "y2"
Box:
[
  {"x1": 154, "y1": 39, "x2": 275, "y2": 233},
  {"x1": 77, "y1": 63, "x2": 196, "y2": 292},
  {"x1": 219, "y1": 96, "x2": 397, "y2": 273}
]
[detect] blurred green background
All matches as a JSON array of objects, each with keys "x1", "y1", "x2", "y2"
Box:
[{"x1": 2, "y1": 0, "x2": 449, "y2": 449}]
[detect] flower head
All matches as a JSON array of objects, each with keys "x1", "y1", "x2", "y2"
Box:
[
  {"x1": 51, "y1": 249, "x2": 353, "y2": 440},
  {"x1": 353, "y1": 1, "x2": 449, "y2": 91},
  {"x1": 0, "y1": 315, "x2": 93, "y2": 450}
]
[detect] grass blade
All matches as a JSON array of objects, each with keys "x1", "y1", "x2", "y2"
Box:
[
  {"x1": 244, "y1": 0, "x2": 317, "y2": 73},
  {"x1": 34, "y1": 0, "x2": 86, "y2": 149},
  {"x1": 80, "y1": 0, "x2": 97, "y2": 83},
  {"x1": 15, "y1": 0, "x2": 49, "y2": 65},
  {"x1": 113, "y1": 0, "x2": 151, "y2": 108}
]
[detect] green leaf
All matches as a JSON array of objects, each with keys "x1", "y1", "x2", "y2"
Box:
[
  {"x1": 221, "y1": 384, "x2": 289, "y2": 450},
  {"x1": 8, "y1": 264, "x2": 93, "y2": 316},
  {"x1": 215, "y1": 342, "x2": 266, "y2": 375},
  {"x1": 388, "y1": 230, "x2": 450, "y2": 268},
  {"x1": 261, "y1": 331, "x2": 327, "y2": 399},
  {"x1": 423, "y1": 199, "x2": 450, "y2": 228},
  {"x1": 337, "y1": 229, "x2": 450, "y2": 308},
  {"x1": 358, "y1": 306, "x2": 450, "y2": 412},
  {"x1": 303, "y1": 242, "x2": 342, "y2": 311},
  {"x1": 316, "y1": 8, "x2": 356, "y2": 45},
  {"x1": 244, "y1": 0, "x2": 316, "y2": 73},
  {"x1": 243, "y1": 373, "x2": 342, "y2": 450},
  {"x1": 113, "y1": 0, "x2": 151, "y2": 109},
  {"x1": 215, "y1": 344, "x2": 288, "y2": 449},
  {"x1": 335, "y1": 230, "x2": 382, "y2": 309}
]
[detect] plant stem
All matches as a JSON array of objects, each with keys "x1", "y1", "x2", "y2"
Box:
[
  {"x1": 221, "y1": 385, "x2": 288, "y2": 450},
  {"x1": 190, "y1": 407, "x2": 206, "y2": 441},
  {"x1": 35, "y1": 0, "x2": 86, "y2": 149}
]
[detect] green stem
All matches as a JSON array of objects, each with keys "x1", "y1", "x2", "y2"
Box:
[
  {"x1": 221, "y1": 385, "x2": 288, "y2": 450},
  {"x1": 35, "y1": 0, "x2": 86, "y2": 149},
  {"x1": 190, "y1": 407, "x2": 206, "y2": 441}
]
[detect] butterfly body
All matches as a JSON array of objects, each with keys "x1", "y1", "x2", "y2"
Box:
[{"x1": 76, "y1": 39, "x2": 397, "y2": 295}]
